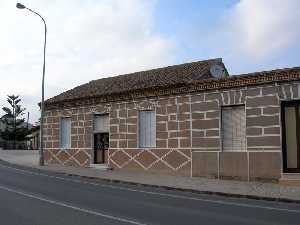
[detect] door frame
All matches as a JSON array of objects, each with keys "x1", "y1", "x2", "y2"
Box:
[
  {"x1": 93, "y1": 132, "x2": 109, "y2": 164},
  {"x1": 91, "y1": 112, "x2": 110, "y2": 165},
  {"x1": 281, "y1": 100, "x2": 300, "y2": 173}
]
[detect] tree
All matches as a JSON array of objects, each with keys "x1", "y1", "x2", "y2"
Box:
[{"x1": 0, "y1": 95, "x2": 30, "y2": 148}]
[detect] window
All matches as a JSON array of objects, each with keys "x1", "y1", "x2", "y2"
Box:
[
  {"x1": 282, "y1": 101, "x2": 300, "y2": 172},
  {"x1": 139, "y1": 111, "x2": 156, "y2": 148},
  {"x1": 222, "y1": 106, "x2": 246, "y2": 151},
  {"x1": 60, "y1": 117, "x2": 71, "y2": 148},
  {"x1": 94, "y1": 114, "x2": 109, "y2": 133}
]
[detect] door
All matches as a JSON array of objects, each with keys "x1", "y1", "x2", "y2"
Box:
[
  {"x1": 282, "y1": 101, "x2": 300, "y2": 173},
  {"x1": 93, "y1": 114, "x2": 109, "y2": 164},
  {"x1": 94, "y1": 133, "x2": 109, "y2": 164}
]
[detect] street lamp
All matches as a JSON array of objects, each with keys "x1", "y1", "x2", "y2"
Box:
[{"x1": 16, "y1": 3, "x2": 47, "y2": 166}]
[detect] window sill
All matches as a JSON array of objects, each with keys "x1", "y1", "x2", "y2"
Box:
[
  {"x1": 139, "y1": 146, "x2": 156, "y2": 149},
  {"x1": 59, "y1": 147, "x2": 70, "y2": 150}
]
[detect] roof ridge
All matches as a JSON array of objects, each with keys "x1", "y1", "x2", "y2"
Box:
[
  {"x1": 45, "y1": 58, "x2": 226, "y2": 106},
  {"x1": 233, "y1": 66, "x2": 300, "y2": 77},
  {"x1": 89, "y1": 58, "x2": 222, "y2": 83}
]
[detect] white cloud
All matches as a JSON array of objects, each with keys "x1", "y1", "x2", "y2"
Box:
[
  {"x1": 223, "y1": 0, "x2": 300, "y2": 60},
  {"x1": 0, "y1": 0, "x2": 175, "y2": 123},
  {"x1": 3, "y1": 0, "x2": 298, "y2": 123}
]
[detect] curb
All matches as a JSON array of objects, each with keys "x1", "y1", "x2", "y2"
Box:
[
  {"x1": 1, "y1": 159, "x2": 300, "y2": 204},
  {"x1": 61, "y1": 173, "x2": 300, "y2": 204}
]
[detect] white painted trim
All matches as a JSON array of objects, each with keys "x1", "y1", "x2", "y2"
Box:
[
  {"x1": 277, "y1": 91, "x2": 284, "y2": 175},
  {"x1": 246, "y1": 114, "x2": 279, "y2": 118},
  {"x1": 107, "y1": 111, "x2": 111, "y2": 167},
  {"x1": 175, "y1": 97, "x2": 179, "y2": 147},
  {"x1": 49, "y1": 147, "x2": 282, "y2": 153},
  {"x1": 46, "y1": 148, "x2": 93, "y2": 150},
  {"x1": 109, "y1": 148, "x2": 191, "y2": 171},
  {"x1": 246, "y1": 105, "x2": 279, "y2": 109},
  {"x1": 192, "y1": 150, "x2": 281, "y2": 153},
  {"x1": 227, "y1": 91, "x2": 230, "y2": 105},
  {"x1": 217, "y1": 151, "x2": 220, "y2": 179},
  {"x1": 281, "y1": 173, "x2": 300, "y2": 175},
  {"x1": 192, "y1": 151, "x2": 221, "y2": 153},
  {"x1": 189, "y1": 94, "x2": 193, "y2": 148},
  {"x1": 282, "y1": 86, "x2": 287, "y2": 99},
  {"x1": 192, "y1": 110, "x2": 219, "y2": 113},
  {"x1": 43, "y1": 81, "x2": 300, "y2": 115},
  {"x1": 246, "y1": 134, "x2": 280, "y2": 137},
  {"x1": 246, "y1": 125, "x2": 280, "y2": 129},
  {"x1": 247, "y1": 146, "x2": 281, "y2": 148},
  {"x1": 190, "y1": 151, "x2": 193, "y2": 178},
  {"x1": 246, "y1": 94, "x2": 277, "y2": 99},
  {"x1": 238, "y1": 89, "x2": 243, "y2": 103},
  {"x1": 189, "y1": 94, "x2": 193, "y2": 178},
  {"x1": 247, "y1": 151, "x2": 250, "y2": 181}
]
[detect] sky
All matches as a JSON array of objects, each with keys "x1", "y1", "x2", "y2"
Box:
[{"x1": 0, "y1": 0, "x2": 299, "y2": 123}]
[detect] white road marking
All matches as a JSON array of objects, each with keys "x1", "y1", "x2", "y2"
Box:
[
  {"x1": 0, "y1": 184, "x2": 147, "y2": 225},
  {"x1": 0, "y1": 163, "x2": 300, "y2": 214}
]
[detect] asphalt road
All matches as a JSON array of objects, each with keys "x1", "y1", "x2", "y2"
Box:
[{"x1": 0, "y1": 161, "x2": 299, "y2": 225}]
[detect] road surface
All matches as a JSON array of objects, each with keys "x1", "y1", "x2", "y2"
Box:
[{"x1": 0, "y1": 160, "x2": 299, "y2": 225}]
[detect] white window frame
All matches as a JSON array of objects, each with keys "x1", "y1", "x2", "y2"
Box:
[
  {"x1": 138, "y1": 110, "x2": 156, "y2": 148},
  {"x1": 59, "y1": 117, "x2": 71, "y2": 149},
  {"x1": 93, "y1": 113, "x2": 109, "y2": 133},
  {"x1": 221, "y1": 105, "x2": 246, "y2": 152}
]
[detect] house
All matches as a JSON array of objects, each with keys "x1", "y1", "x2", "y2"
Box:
[
  {"x1": 26, "y1": 125, "x2": 40, "y2": 150},
  {"x1": 0, "y1": 121, "x2": 5, "y2": 149},
  {"x1": 43, "y1": 58, "x2": 300, "y2": 182}
]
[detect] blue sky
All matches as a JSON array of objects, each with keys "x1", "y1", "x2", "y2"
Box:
[
  {"x1": 0, "y1": 0, "x2": 299, "y2": 122},
  {"x1": 154, "y1": 0, "x2": 300, "y2": 74},
  {"x1": 154, "y1": 1, "x2": 237, "y2": 65},
  {"x1": 154, "y1": 1, "x2": 237, "y2": 40}
]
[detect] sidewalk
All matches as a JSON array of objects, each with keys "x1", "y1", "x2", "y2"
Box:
[
  {"x1": 1, "y1": 150, "x2": 300, "y2": 203},
  {"x1": 0, "y1": 150, "x2": 39, "y2": 166}
]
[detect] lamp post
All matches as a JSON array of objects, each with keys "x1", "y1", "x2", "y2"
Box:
[{"x1": 16, "y1": 3, "x2": 46, "y2": 166}]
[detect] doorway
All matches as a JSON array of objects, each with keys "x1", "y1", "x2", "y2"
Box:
[
  {"x1": 282, "y1": 101, "x2": 300, "y2": 173},
  {"x1": 94, "y1": 133, "x2": 109, "y2": 164},
  {"x1": 93, "y1": 113, "x2": 109, "y2": 164}
]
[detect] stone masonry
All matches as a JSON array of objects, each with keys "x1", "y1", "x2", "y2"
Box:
[{"x1": 43, "y1": 81, "x2": 300, "y2": 181}]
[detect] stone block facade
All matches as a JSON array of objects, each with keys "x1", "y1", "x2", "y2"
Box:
[
  {"x1": 190, "y1": 82, "x2": 300, "y2": 181},
  {"x1": 43, "y1": 107, "x2": 94, "y2": 167},
  {"x1": 43, "y1": 81, "x2": 300, "y2": 181}
]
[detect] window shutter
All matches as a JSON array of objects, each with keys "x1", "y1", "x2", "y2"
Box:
[
  {"x1": 222, "y1": 106, "x2": 246, "y2": 151},
  {"x1": 94, "y1": 114, "x2": 109, "y2": 133},
  {"x1": 139, "y1": 111, "x2": 156, "y2": 147},
  {"x1": 150, "y1": 111, "x2": 156, "y2": 147},
  {"x1": 139, "y1": 112, "x2": 146, "y2": 147},
  {"x1": 145, "y1": 112, "x2": 151, "y2": 146},
  {"x1": 222, "y1": 109, "x2": 233, "y2": 151},
  {"x1": 60, "y1": 118, "x2": 71, "y2": 148}
]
